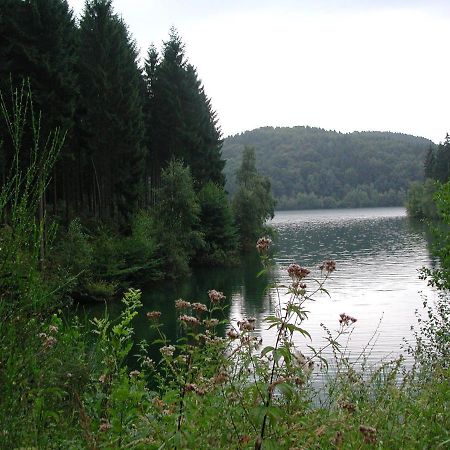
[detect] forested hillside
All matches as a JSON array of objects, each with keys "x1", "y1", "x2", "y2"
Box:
[{"x1": 223, "y1": 127, "x2": 434, "y2": 209}]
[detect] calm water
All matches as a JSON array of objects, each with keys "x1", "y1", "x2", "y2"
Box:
[{"x1": 91, "y1": 207, "x2": 438, "y2": 368}]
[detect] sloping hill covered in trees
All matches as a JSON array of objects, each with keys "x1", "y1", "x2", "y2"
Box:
[{"x1": 222, "y1": 127, "x2": 434, "y2": 209}]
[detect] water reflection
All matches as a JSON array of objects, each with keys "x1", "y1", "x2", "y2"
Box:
[{"x1": 88, "y1": 207, "x2": 438, "y2": 368}]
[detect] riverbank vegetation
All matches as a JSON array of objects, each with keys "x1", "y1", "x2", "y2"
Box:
[
  {"x1": 0, "y1": 90, "x2": 449, "y2": 448},
  {"x1": 223, "y1": 126, "x2": 433, "y2": 210},
  {"x1": 0, "y1": 0, "x2": 276, "y2": 299},
  {"x1": 407, "y1": 134, "x2": 450, "y2": 219},
  {"x1": 1, "y1": 1, "x2": 449, "y2": 448}
]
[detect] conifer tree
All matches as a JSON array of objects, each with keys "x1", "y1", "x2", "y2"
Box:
[
  {"x1": 147, "y1": 28, "x2": 225, "y2": 191},
  {"x1": 0, "y1": 0, "x2": 78, "y2": 213},
  {"x1": 77, "y1": 0, "x2": 146, "y2": 226}
]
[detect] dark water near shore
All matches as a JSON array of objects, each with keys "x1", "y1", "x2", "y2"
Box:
[{"x1": 88, "y1": 207, "x2": 438, "y2": 367}]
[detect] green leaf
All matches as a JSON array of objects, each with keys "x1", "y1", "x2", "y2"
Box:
[{"x1": 261, "y1": 345, "x2": 275, "y2": 357}]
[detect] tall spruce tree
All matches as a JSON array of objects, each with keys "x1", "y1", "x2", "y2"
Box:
[
  {"x1": 77, "y1": 0, "x2": 146, "y2": 226},
  {"x1": 147, "y1": 28, "x2": 225, "y2": 192},
  {"x1": 0, "y1": 0, "x2": 78, "y2": 213}
]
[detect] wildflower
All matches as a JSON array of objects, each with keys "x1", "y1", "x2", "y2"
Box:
[
  {"x1": 142, "y1": 357, "x2": 154, "y2": 368},
  {"x1": 238, "y1": 320, "x2": 255, "y2": 332},
  {"x1": 340, "y1": 400, "x2": 356, "y2": 413},
  {"x1": 146, "y1": 311, "x2": 161, "y2": 320},
  {"x1": 212, "y1": 371, "x2": 229, "y2": 384},
  {"x1": 359, "y1": 425, "x2": 377, "y2": 444},
  {"x1": 179, "y1": 314, "x2": 200, "y2": 326},
  {"x1": 320, "y1": 260, "x2": 337, "y2": 273},
  {"x1": 99, "y1": 420, "x2": 111, "y2": 432},
  {"x1": 129, "y1": 370, "x2": 140, "y2": 378},
  {"x1": 208, "y1": 289, "x2": 225, "y2": 304},
  {"x1": 287, "y1": 263, "x2": 310, "y2": 280},
  {"x1": 256, "y1": 236, "x2": 271, "y2": 253},
  {"x1": 175, "y1": 299, "x2": 191, "y2": 309},
  {"x1": 43, "y1": 336, "x2": 57, "y2": 348},
  {"x1": 203, "y1": 318, "x2": 219, "y2": 328},
  {"x1": 48, "y1": 325, "x2": 58, "y2": 334},
  {"x1": 339, "y1": 313, "x2": 357, "y2": 326},
  {"x1": 185, "y1": 383, "x2": 206, "y2": 396},
  {"x1": 331, "y1": 431, "x2": 343, "y2": 447},
  {"x1": 227, "y1": 329, "x2": 239, "y2": 339},
  {"x1": 160, "y1": 345, "x2": 175, "y2": 357},
  {"x1": 153, "y1": 397, "x2": 165, "y2": 409},
  {"x1": 192, "y1": 302, "x2": 208, "y2": 313}
]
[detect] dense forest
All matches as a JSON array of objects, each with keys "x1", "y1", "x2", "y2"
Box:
[
  {"x1": 223, "y1": 126, "x2": 434, "y2": 209},
  {"x1": 0, "y1": 0, "x2": 274, "y2": 297},
  {"x1": 407, "y1": 134, "x2": 450, "y2": 218}
]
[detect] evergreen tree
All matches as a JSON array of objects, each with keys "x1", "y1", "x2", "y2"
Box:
[
  {"x1": 0, "y1": 0, "x2": 78, "y2": 213},
  {"x1": 77, "y1": 0, "x2": 146, "y2": 226},
  {"x1": 232, "y1": 146, "x2": 275, "y2": 249},
  {"x1": 147, "y1": 28, "x2": 224, "y2": 191},
  {"x1": 434, "y1": 134, "x2": 450, "y2": 183}
]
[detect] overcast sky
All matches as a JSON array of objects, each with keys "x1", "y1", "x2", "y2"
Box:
[{"x1": 67, "y1": 0, "x2": 450, "y2": 143}]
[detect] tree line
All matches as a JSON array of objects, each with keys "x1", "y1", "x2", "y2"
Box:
[
  {"x1": 223, "y1": 126, "x2": 433, "y2": 210},
  {"x1": 407, "y1": 135, "x2": 450, "y2": 218},
  {"x1": 0, "y1": 0, "x2": 275, "y2": 294}
]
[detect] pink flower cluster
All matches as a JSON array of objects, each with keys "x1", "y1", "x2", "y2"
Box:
[
  {"x1": 256, "y1": 237, "x2": 272, "y2": 253},
  {"x1": 339, "y1": 313, "x2": 357, "y2": 325},
  {"x1": 287, "y1": 263, "x2": 310, "y2": 280},
  {"x1": 208, "y1": 289, "x2": 226, "y2": 304}
]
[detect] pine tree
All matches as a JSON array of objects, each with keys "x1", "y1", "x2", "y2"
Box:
[
  {"x1": 77, "y1": 0, "x2": 146, "y2": 226},
  {"x1": 0, "y1": 0, "x2": 78, "y2": 214},
  {"x1": 147, "y1": 28, "x2": 224, "y2": 192}
]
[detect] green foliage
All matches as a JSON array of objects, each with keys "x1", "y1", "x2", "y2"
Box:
[
  {"x1": 406, "y1": 179, "x2": 439, "y2": 219},
  {"x1": 195, "y1": 181, "x2": 238, "y2": 264},
  {"x1": 232, "y1": 146, "x2": 275, "y2": 249},
  {"x1": 0, "y1": 82, "x2": 63, "y2": 314},
  {"x1": 419, "y1": 181, "x2": 450, "y2": 289},
  {"x1": 77, "y1": 0, "x2": 146, "y2": 226},
  {"x1": 154, "y1": 159, "x2": 204, "y2": 278},
  {"x1": 223, "y1": 127, "x2": 432, "y2": 209},
  {"x1": 147, "y1": 28, "x2": 225, "y2": 190}
]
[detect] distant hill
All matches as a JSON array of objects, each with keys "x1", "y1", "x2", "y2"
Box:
[{"x1": 222, "y1": 126, "x2": 434, "y2": 210}]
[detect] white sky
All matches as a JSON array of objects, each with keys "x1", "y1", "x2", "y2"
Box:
[{"x1": 67, "y1": 0, "x2": 450, "y2": 143}]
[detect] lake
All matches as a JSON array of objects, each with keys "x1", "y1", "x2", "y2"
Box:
[{"x1": 94, "y1": 207, "x2": 438, "y2": 369}]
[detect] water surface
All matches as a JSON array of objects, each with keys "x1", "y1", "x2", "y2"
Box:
[{"x1": 94, "y1": 207, "x2": 438, "y2": 368}]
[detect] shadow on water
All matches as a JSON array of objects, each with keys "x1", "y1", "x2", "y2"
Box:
[
  {"x1": 79, "y1": 207, "x2": 440, "y2": 370},
  {"x1": 130, "y1": 251, "x2": 269, "y2": 346}
]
